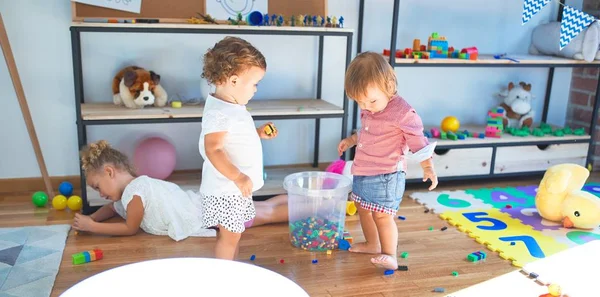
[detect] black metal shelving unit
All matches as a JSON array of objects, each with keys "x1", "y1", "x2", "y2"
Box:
[
  {"x1": 70, "y1": 23, "x2": 353, "y2": 214},
  {"x1": 354, "y1": 0, "x2": 600, "y2": 183}
]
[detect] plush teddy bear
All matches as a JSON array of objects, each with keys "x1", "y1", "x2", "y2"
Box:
[
  {"x1": 112, "y1": 66, "x2": 168, "y2": 109},
  {"x1": 529, "y1": 21, "x2": 600, "y2": 62},
  {"x1": 497, "y1": 82, "x2": 535, "y2": 129}
]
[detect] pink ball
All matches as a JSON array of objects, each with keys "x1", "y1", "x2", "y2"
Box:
[{"x1": 133, "y1": 137, "x2": 176, "y2": 180}]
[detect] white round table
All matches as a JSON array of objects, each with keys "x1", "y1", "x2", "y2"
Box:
[{"x1": 61, "y1": 257, "x2": 309, "y2": 297}]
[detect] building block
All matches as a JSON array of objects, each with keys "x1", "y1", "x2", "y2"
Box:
[
  {"x1": 440, "y1": 131, "x2": 447, "y2": 140},
  {"x1": 72, "y1": 253, "x2": 86, "y2": 265},
  {"x1": 83, "y1": 251, "x2": 91, "y2": 262},
  {"x1": 563, "y1": 126, "x2": 573, "y2": 134},
  {"x1": 431, "y1": 128, "x2": 440, "y2": 138},
  {"x1": 574, "y1": 127, "x2": 586, "y2": 135},
  {"x1": 447, "y1": 131, "x2": 457, "y2": 140},
  {"x1": 93, "y1": 249, "x2": 103, "y2": 260},
  {"x1": 457, "y1": 133, "x2": 465, "y2": 140},
  {"x1": 338, "y1": 239, "x2": 351, "y2": 250},
  {"x1": 401, "y1": 252, "x2": 409, "y2": 258},
  {"x1": 72, "y1": 249, "x2": 104, "y2": 265},
  {"x1": 424, "y1": 131, "x2": 432, "y2": 138}
]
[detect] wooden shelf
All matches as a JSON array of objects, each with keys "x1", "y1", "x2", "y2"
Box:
[
  {"x1": 384, "y1": 54, "x2": 600, "y2": 67},
  {"x1": 86, "y1": 164, "x2": 324, "y2": 207},
  {"x1": 81, "y1": 99, "x2": 344, "y2": 122},
  {"x1": 427, "y1": 125, "x2": 590, "y2": 148},
  {"x1": 71, "y1": 22, "x2": 354, "y2": 33}
]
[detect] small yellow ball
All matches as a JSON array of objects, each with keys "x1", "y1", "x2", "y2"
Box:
[
  {"x1": 548, "y1": 283, "x2": 562, "y2": 296},
  {"x1": 67, "y1": 195, "x2": 83, "y2": 211},
  {"x1": 171, "y1": 101, "x2": 182, "y2": 108},
  {"x1": 52, "y1": 195, "x2": 68, "y2": 210},
  {"x1": 441, "y1": 116, "x2": 460, "y2": 133}
]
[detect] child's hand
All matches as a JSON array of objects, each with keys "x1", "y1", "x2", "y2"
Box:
[
  {"x1": 234, "y1": 172, "x2": 253, "y2": 198},
  {"x1": 257, "y1": 122, "x2": 278, "y2": 140},
  {"x1": 73, "y1": 213, "x2": 96, "y2": 232},
  {"x1": 337, "y1": 136, "x2": 356, "y2": 156},
  {"x1": 423, "y1": 166, "x2": 438, "y2": 191}
]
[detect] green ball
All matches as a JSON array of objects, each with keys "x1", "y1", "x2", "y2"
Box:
[{"x1": 32, "y1": 191, "x2": 48, "y2": 207}]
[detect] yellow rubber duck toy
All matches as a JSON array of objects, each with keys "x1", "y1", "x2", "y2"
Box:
[{"x1": 535, "y1": 163, "x2": 600, "y2": 229}]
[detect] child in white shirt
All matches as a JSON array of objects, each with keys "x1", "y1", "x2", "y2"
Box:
[
  {"x1": 72, "y1": 140, "x2": 215, "y2": 241},
  {"x1": 199, "y1": 36, "x2": 277, "y2": 260}
]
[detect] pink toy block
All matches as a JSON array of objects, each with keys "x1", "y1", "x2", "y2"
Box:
[
  {"x1": 488, "y1": 112, "x2": 504, "y2": 117},
  {"x1": 431, "y1": 128, "x2": 440, "y2": 138},
  {"x1": 485, "y1": 126, "x2": 502, "y2": 138}
]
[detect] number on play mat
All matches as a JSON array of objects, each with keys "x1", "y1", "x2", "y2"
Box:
[
  {"x1": 499, "y1": 235, "x2": 545, "y2": 258},
  {"x1": 462, "y1": 212, "x2": 507, "y2": 231}
]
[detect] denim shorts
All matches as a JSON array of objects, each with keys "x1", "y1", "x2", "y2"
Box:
[{"x1": 351, "y1": 171, "x2": 406, "y2": 215}]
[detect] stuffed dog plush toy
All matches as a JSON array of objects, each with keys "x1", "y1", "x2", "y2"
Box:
[{"x1": 112, "y1": 66, "x2": 168, "y2": 109}]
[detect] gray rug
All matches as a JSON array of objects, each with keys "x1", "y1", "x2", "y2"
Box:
[{"x1": 0, "y1": 224, "x2": 70, "y2": 297}]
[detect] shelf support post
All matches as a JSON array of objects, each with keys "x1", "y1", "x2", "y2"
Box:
[
  {"x1": 71, "y1": 27, "x2": 91, "y2": 214},
  {"x1": 586, "y1": 70, "x2": 600, "y2": 169},
  {"x1": 389, "y1": 0, "x2": 401, "y2": 67},
  {"x1": 314, "y1": 35, "x2": 324, "y2": 168}
]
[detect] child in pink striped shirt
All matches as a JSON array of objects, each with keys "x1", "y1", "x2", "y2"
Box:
[{"x1": 338, "y1": 52, "x2": 438, "y2": 270}]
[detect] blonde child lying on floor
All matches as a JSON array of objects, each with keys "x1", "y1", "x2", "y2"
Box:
[{"x1": 72, "y1": 140, "x2": 289, "y2": 240}]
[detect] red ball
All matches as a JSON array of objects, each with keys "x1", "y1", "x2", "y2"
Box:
[{"x1": 279, "y1": 259, "x2": 284, "y2": 264}]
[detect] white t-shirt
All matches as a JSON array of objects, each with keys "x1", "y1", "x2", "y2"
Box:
[
  {"x1": 198, "y1": 94, "x2": 264, "y2": 196},
  {"x1": 113, "y1": 175, "x2": 216, "y2": 241}
]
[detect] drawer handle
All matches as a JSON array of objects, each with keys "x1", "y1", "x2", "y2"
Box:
[
  {"x1": 537, "y1": 144, "x2": 550, "y2": 151},
  {"x1": 434, "y1": 148, "x2": 450, "y2": 156}
]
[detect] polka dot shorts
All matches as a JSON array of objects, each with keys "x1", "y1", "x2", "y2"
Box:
[{"x1": 201, "y1": 193, "x2": 256, "y2": 233}]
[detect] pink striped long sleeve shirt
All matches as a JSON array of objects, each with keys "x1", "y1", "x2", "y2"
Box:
[{"x1": 351, "y1": 95, "x2": 430, "y2": 176}]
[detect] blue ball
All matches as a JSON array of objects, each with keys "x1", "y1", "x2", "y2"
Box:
[{"x1": 59, "y1": 181, "x2": 73, "y2": 196}]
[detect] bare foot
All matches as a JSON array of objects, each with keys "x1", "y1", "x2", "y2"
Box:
[
  {"x1": 348, "y1": 242, "x2": 381, "y2": 254},
  {"x1": 371, "y1": 254, "x2": 398, "y2": 270}
]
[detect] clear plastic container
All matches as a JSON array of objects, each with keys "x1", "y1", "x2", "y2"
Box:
[{"x1": 283, "y1": 171, "x2": 352, "y2": 251}]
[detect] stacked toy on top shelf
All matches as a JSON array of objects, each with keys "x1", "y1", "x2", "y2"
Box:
[
  {"x1": 486, "y1": 107, "x2": 504, "y2": 138},
  {"x1": 383, "y1": 32, "x2": 478, "y2": 60}
]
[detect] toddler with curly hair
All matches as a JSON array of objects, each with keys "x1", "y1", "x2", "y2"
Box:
[{"x1": 199, "y1": 36, "x2": 278, "y2": 260}]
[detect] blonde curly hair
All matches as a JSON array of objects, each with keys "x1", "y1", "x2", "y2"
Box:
[
  {"x1": 202, "y1": 36, "x2": 267, "y2": 85},
  {"x1": 80, "y1": 140, "x2": 136, "y2": 176}
]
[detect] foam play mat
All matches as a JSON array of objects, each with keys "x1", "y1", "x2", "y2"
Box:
[
  {"x1": 0, "y1": 224, "x2": 70, "y2": 297},
  {"x1": 410, "y1": 184, "x2": 600, "y2": 267}
]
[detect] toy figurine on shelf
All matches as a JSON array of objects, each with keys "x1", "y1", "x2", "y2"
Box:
[
  {"x1": 297, "y1": 15, "x2": 304, "y2": 26},
  {"x1": 228, "y1": 12, "x2": 246, "y2": 25},
  {"x1": 339, "y1": 16, "x2": 344, "y2": 28},
  {"x1": 317, "y1": 16, "x2": 323, "y2": 27},
  {"x1": 291, "y1": 15, "x2": 296, "y2": 26},
  {"x1": 277, "y1": 15, "x2": 284, "y2": 26},
  {"x1": 320, "y1": 16, "x2": 325, "y2": 27},
  {"x1": 303, "y1": 15, "x2": 308, "y2": 26},
  {"x1": 326, "y1": 16, "x2": 332, "y2": 27},
  {"x1": 332, "y1": 16, "x2": 338, "y2": 27},
  {"x1": 263, "y1": 14, "x2": 270, "y2": 26}
]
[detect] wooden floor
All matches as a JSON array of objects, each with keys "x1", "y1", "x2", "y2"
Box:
[{"x1": 3, "y1": 174, "x2": 597, "y2": 296}]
